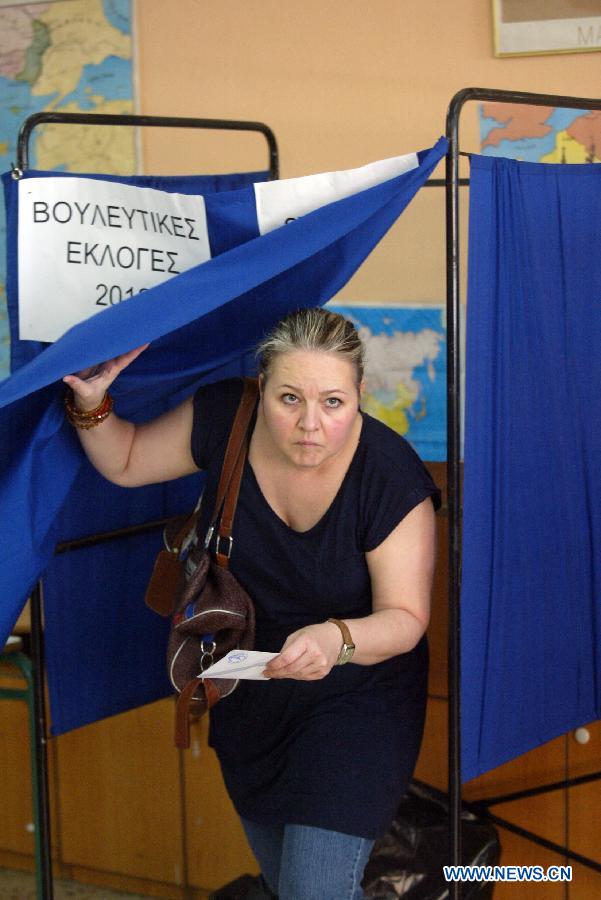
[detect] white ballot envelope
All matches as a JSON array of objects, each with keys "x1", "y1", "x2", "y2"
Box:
[{"x1": 200, "y1": 650, "x2": 278, "y2": 680}]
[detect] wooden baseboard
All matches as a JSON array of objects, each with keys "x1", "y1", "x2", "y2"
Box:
[
  {"x1": 63, "y1": 864, "x2": 211, "y2": 899},
  {"x1": 0, "y1": 852, "x2": 211, "y2": 899},
  {"x1": 0, "y1": 849, "x2": 66, "y2": 873},
  {"x1": 0, "y1": 848, "x2": 35, "y2": 872}
]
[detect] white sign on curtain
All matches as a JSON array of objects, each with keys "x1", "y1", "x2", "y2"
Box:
[
  {"x1": 18, "y1": 177, "x2": 211, "y2": 342},
  {"x1": 254, "y1": 152, "x2": 418, "y2": 234}
]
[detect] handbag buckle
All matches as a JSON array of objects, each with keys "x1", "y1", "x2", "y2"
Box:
[
  {"x1": 214, "y1": 535, "x2": 233, "y2": 559},
  {"x1": 200, "y1": 638, "x2": 217, "y2": 672},
  {"x1": 204, "y1": 526, "x2": 233, "y2": 559}
]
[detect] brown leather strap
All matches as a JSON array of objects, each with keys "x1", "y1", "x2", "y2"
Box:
[
  {"x1": 203, "y1": 678, "x2": 222, "y2": 710},
  {"x1": 212, "y1": 377, "x2": 258, "y2": 522},
  {"x1": 211, "y1": 378, "x2": 258, "y2": 568},
  {"x1": 215, "y1": 425, "x2": 249, "y2": 567},
  {"x1": 162, "y1": 379, "x2": 257, "y2": 564},
  {"x1": 174, "y1": 677, "x2": 222, "y2": 748},
  {"x1": 327, "y1": 618, "x2": 354, "y2": 647},
  {"x1": 175, "y1": 679, "x2": 201, "y2": 748}
]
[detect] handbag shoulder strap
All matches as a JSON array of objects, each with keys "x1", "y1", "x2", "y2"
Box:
[
  {"x1": 166, "y1": 377, "x2": 258, "y2": 556},
  {"x1": 210, "y1": 377, "x2": 258, "y2": 567},
  {"x1": 212, "y1": 377, "x2": 258, "y2": 520}
]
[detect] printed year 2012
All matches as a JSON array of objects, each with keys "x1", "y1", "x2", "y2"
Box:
[{"x1": 96, "y1": 284, "x2": 147, "y2": 306}]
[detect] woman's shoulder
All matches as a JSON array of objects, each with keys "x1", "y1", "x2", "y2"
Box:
[
  {"x1": 357, "y1": 412, "x2": 441, "y2": 514},
  {"x1": 360, "y1": 412, "x2": 430, "y2": 474},
  {"x1": 193, "y1": 377, "x2": 245, "y2": 415}
]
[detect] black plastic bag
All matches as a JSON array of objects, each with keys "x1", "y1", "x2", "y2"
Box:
[
  {"x1": 209, "y1": 873, "x2": 276, "y2": 900},
  {"x1": 363, "y1": 781, "x2": 500, "y2": 899}
]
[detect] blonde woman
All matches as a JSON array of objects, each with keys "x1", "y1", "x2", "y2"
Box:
[{"x1": 63, "y1": 307, "x2": 439, "y2": 900}]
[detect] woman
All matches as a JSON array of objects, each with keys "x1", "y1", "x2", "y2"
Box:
[{"x1": 63, "y1": 307, "x2": 439, "y2": 900}]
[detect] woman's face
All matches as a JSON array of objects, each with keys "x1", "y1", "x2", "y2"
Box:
[{"x1": 259, "y1": 349, "x2": 363, "y2": 470}]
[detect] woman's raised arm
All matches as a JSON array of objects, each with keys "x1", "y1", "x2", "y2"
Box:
[{"x1": 63, "y1": 345, "x2": 199, "y2": 487}]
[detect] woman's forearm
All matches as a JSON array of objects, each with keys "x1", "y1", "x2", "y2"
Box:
[
  {"x1": 335, "y1": 607, "x2": 428, "y2": 665},
  {"x1": 66, "y1": 391, "x2": 197, "y2": 487},
  {"x1": 265, "y1": 609, "x2": 428, "y2": 681}
]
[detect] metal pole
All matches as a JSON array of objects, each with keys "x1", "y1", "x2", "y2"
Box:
[
  {"x1": 16, "y1": 112, "x2": 279, "y2": 179},
  {"x1": 29, "y1": 582, "x2": 54, "y2": 899},
  {"x1": 445, "y1": 90, "x2": 464, "y2": 900}
]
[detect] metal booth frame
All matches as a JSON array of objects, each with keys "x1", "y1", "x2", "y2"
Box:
[
  {"x1": 442, "y1": 88, "x2": 601, "y2": 900},
  {"x1": 13, "y1": 110, "x2": 279, "y2": 900}
]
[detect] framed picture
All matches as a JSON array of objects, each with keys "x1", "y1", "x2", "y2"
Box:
[{"x1": 492, "y1": 0, "x2": 601, "y2": 56}]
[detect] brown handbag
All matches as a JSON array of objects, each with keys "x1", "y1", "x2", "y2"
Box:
[{"x1": 144, "y1": 377, "x2": 258, "y2": 748}]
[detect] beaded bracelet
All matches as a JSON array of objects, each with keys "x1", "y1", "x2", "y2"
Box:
[{"x1": 64, "y1": 390, "x2": 114, "y2": 430}]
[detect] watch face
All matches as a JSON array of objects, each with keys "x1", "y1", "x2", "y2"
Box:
[{"x1": 338, "y1": 643, "x2": 355, "y2": 665}]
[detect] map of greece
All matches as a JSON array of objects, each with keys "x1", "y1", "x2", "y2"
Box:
[{"x1": 0, "y1": 0, "x2": 134, "y2": 378}]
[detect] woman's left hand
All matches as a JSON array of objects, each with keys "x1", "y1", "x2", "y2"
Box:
[{"x1": 263, "y1": 622, "x2": 342, "y2": 680}]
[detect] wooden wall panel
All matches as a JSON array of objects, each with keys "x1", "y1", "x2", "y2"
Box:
[
  {"x1": 492, "y1": 829, "x2": 567, "y2": 900},
  {"x1": 567, "y1": 719, "x2": 601, "y2": 777},
  {"x1": 491, "y1": 790, "x2": 565, "y2": 852},
  {"x1": 414, "y1": 696, "x2": 448, "y2": 791},
  {"x1": 0, "y1": 692, "x2": 36, "y2": 856},
  {"x1": 0, "y1": 660, "x2": 59, "y2": 860},
  {"x1": 184, "y1": 716, "x2": 259, "y2": 892},
  {"x1": 569, "y1": 863, "x2": 601, "y2": 899},
  {"x1": 463, "y1": 732, "x2": 567, "y2": 886},
  {"x1": 463, "y1": 735, "x2": 567, "y2": 803},
  {"x1": 567, "y1": 719, "x2": 601, "y2": 897},
  {"x1": 56, "y1": 699, "x2": 184, "y2": 885}
]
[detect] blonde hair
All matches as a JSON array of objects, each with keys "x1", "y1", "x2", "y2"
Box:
[{"x1": 256, "y1": 307, "x2": 364, "y2": 385}]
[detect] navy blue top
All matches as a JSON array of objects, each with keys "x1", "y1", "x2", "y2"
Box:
[{"x1": 191, "y1": 378, "x2": 440, "y2": 838}]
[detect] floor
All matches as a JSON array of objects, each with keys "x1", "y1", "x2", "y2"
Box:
[{"x1": 0, "y1": 867, "x2": 155, "y2": 899}]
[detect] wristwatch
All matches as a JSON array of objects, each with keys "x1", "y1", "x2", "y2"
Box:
[{"x1": 327, "y1": 618, "x2": 355, "y2": 665}]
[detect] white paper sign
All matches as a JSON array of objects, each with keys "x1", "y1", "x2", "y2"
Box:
[
  {"x1": 200, "y1": 650, "x2": 278, "y2": 681},
  {"x1": 18, "y1": 177, "x2": 212, "y2": 342},
  {"x1": 254, "y1": 151, "x2": 419, "y2": 235}
]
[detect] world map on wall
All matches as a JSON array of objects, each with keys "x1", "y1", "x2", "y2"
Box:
[
  {"x1": 480, "y1": 103, "x2": 601, "y2": 163},
  {"x1": 0, "y1": 0, "x2": 134, "y2": 379},
  {"x1": 330, "y1": 305, "x2": 446, "y2": 462}
]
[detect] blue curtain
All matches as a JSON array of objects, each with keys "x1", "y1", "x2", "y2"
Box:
[
  {"x1": 0, "y1": 138, "x2": 447, "y2": 733},
  {"x1": 462, "y1": 154, "x2": 601, "y2": 781}
]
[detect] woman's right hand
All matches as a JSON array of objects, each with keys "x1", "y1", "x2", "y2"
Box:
[{"x1": 62, "y1": 343, "x2": 149, "y2": 412}]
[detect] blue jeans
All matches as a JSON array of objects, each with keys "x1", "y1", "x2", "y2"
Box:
[{"x1": 241, "y1": 817, "x2": 374, "y2": 900}]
